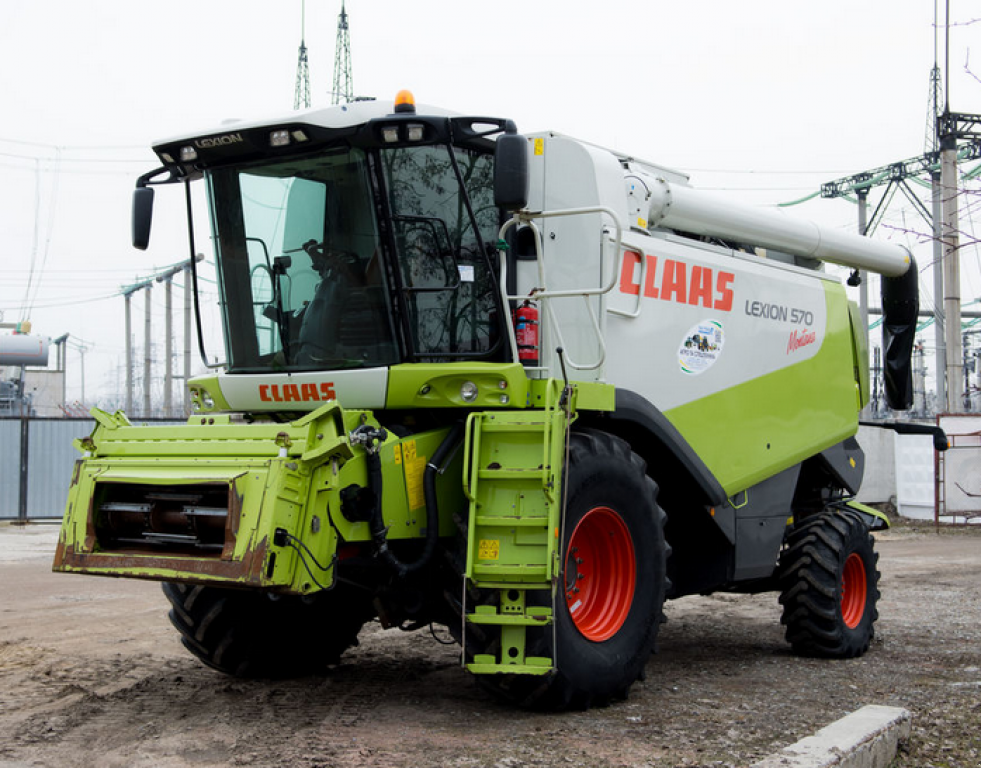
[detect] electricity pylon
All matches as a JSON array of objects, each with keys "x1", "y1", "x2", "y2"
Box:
[{"x1": 331, "y1": 1, "x2": 353, "y2": 105}]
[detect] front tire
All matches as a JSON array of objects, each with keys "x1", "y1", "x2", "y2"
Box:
[
  {"x1": 481, "y1": 429, "x2": 668, "y2": 710},
  {"x1": 163, "y1": 582, "x2": 375, "y2": 678},
  {"x1": 777, "y1": 508, "x2": 880, "y2": 658}
]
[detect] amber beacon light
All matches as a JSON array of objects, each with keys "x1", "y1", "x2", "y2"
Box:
[{"x1": 393, "y1": 89, "x2": 416, "y2": 114}]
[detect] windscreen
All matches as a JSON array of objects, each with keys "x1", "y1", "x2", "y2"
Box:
[{"x1": 207, "y1": 148, "x2": 398, "y2": 372}]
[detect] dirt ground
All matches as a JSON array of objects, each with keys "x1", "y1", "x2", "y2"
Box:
[{"x1": 1, "y1": 520, "x2": 979, "y2": 768}]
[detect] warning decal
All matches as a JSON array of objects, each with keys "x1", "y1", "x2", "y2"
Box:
[
  {"x1": 478, "y1": 539, "x2": 500, "y2": 561},
  {"x1": 401, "y1": 440, "x2": 427, "y2": 510}
]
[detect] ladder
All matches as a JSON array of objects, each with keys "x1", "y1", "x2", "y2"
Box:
[{"x1": 462, "y1": 387, "x2": 567, "y2": 675}]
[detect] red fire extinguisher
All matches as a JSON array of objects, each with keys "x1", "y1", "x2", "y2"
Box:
[{"x1": 514, "y1": 300, "x2": 539, "y2": 367}]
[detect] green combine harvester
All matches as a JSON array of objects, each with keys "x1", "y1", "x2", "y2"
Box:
[{"x1": 55, "y1": 91, "x2": 925, "y2": 709}]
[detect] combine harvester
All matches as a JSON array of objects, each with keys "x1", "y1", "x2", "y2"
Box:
[{"x1": 55, "y1": 91, "x2": 921, "y2": 709}]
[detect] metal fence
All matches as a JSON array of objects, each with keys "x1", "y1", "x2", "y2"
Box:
[
  {"x1": 1, "y1": 418, "x2": 95, "y2": 520},
  {"x1": 0, "y1": 417, "x2": 180, "y2": 521}
]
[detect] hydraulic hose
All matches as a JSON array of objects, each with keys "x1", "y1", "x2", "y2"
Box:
[{"x1": 358, "y1": 422, "x2": 465, "y2": 578}]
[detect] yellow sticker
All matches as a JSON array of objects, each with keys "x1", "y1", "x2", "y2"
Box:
[
  {"x1": 533, "y1": 137, "x2": 544, "y2": 156},
  {"x1": 403, "y1": 445, "x2": 427, "y2": 510},
  {"x1": 393, "y1": 444, "x2": 402, "y2": 465},
  {"x1": 478, "y1": 539, "x2": 500, "y2": 561}
]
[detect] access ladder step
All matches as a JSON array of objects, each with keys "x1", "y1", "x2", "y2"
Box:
[
  {"x1": 467, "y1": 656, "x2": 553, "y2": 676},
  {"x1": 467, "y1": 603, "x2": 553, "y2": 627},
  {"x1": 464, "y1": 598, "x2": 555, "y2": 676},
  {"x1": 476, "y1": 468, "x2": 548, "y2": 481},
  {"x1": 473, "y1": 514, "x2": 549, "y2": 528},
  {"x1": 471, "y1": 563, "x2": 549, "y2": 580},
  {"x1": 477, "y1": 421, "x2": 549, "y2": 433}
]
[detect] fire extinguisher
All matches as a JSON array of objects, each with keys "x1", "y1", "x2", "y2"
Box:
[{"x1": 514, "y1": 300, "x2": 539, "y2": 367}]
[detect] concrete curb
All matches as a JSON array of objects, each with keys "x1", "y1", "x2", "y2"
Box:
[{"x1": 749, "y1": 704, "x2": 911, "y2": 768}]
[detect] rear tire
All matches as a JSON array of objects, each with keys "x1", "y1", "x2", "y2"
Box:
[
  {"x1": 777, "y1": 508, "x2": 880, "y2": 658},
  {"x1": 162, "y1": 582, "x2": 374, "y2": 678},
  {"x1": 478, "y1": 429, "x2": 668, "y2": 710}
]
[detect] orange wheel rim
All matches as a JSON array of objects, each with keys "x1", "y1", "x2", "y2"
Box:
[
  {"x1": 841, "y1": 553, "x2": 867, "y2": 629},
  {"x1": 564, "y1": 506, "x2": 636, "y2": 642}
]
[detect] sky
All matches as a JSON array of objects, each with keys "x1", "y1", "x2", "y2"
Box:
[{"x1": 0, "y1": 0, "x2": 979, "y2": 411}]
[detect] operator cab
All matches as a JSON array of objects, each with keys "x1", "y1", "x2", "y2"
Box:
[{"x1": 134, "y1": 93, "x2": 517, "y2": 378}]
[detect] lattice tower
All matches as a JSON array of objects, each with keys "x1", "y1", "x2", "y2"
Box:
[
  {"x1": 925, "y1": 64, "x2": 944, "y2": 153},
  {"x1": 294, "y1": 0, "x2": 311, "y2": 110},
  {"x1": 331, "y1": 1, "x2": 353, "y2": 105}
]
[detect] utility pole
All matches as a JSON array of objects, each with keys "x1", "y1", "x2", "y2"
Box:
[
  {"x1": 331, "y1": 1, "x2": 353, "y2": 104},
  {"x1": 52, "y1": 333, "x2": 68, "y2": 408},
  {"x1": 856, "y1": 190, "x2": 870, "y2": 418},
  {"x1": 964, "y1": 331, "x2": 972, "y2": 411},
  {"x1": 163, "y1": 275, "x2": 174, "y2": 416},
  {"x1": 154, "y1": 254, "x2": 202, "y2": 417},
  {"x1": 143, "y1": 284, "x2": 153, "y2": 417},
  {"x1": 124, "y1": 290, "x2": 134, "y2": 413},
  {"x1": 76, "y1": 341, "x2": 88, "y2": 406},
  {"x1": 940, "y1": 127, "x2": 964, "y2": 412},
  {"x1": 931, "y1": 171, "x2": 946, "y2": 410},
  {"x1": 914, "y1": 340, "x2": 927, "y2": 416}
]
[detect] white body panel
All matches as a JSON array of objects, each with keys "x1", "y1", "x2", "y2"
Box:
[
  {"x1": 153, "y1": 100, "x2": 459, "y2": 151},
  {"x1": 215, "y1": 368, "x2": 388, "y2": 412},
  {"x1": 512, "y1": 131, "x2": 903, "y2": 394},
  {"x1": 518, "y1": 135, "x2": 631, "y2": 380},
  {"x1": 605, "y1": 233, "x2": 831, "y2": 411}
]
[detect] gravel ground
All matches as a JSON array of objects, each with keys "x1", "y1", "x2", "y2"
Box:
[{"x1": 0, "y1": 518, "x2": 978, "y2": 768}]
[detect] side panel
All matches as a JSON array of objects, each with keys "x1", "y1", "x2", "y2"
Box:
[
  {"x1": 519, "y1": 135, "x2": 630, "y2": 380},
  {"x1": 665, "y1": 282, "x2": 858, "y2": 494},
  {"x1": 605, "y1": 243, "x2": 858, "y2": 495}
]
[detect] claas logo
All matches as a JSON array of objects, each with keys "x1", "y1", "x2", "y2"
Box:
[
  {"x1": 259, "y1": 382, "x2": 337, "y2": 403},
  {"x1": 619, "y1": 251, "x2": 734, "y2": 312}
]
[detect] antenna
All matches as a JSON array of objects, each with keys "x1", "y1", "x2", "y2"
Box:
[
  {"x1": 294, "y1": 0, "x2": 311, "y2": 110},
  {"x1": 331, "y1": 1, "x2": 354, "y2": 105}
]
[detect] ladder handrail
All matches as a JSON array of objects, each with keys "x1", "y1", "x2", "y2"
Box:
[{"x1": 497, "y1": 206, "x2": 625, "y2": 372}]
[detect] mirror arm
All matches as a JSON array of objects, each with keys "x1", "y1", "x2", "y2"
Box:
[{"x1": 136, "y1": 165, "x2": 181, "y2": 189}]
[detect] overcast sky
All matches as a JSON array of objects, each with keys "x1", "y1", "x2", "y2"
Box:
[{"x1": 1, "y1": 0, "x2": 978, "y2": 408}]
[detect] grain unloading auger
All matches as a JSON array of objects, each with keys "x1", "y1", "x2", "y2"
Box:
[{"x1": 55, "y1": 91, "x2": 923, "y2": 708}]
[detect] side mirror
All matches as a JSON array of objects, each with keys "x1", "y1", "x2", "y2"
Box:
[
  {"x1": 494, "y1": 120, "x2": 529, "y2": 211},
  {"x1": 132, "y1": 186, "x2": 155, "y2": 250}
]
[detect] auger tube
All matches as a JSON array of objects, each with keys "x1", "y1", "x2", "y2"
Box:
[{"x1": 645, "y1": 177, "x2": 911, "y2": 277}]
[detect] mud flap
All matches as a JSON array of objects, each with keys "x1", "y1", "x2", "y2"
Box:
[{"x1": 844, "y1": 500, "x2": 890, "y2": 531}]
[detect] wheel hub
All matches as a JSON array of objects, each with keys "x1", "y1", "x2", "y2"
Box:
[
  {"x1": 564, "y1": 506, "x2": 636, "y2": 642},
  {"x1": 841, "y1": 552, "x2": 868, "y2": 629}
]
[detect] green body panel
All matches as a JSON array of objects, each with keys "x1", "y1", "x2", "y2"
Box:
[
  {"x1": 528, "y1": 378, "x2": 614, "y2": 412},
  {"x1": 54, "y1": 403, "x2": 460, "y2": 595},
  {"x1": 386, "y1": 362, "x2": 530, "y2": 409},
  {"x1": 666, "y1": 282, "x2": 861, "y2": 496},
  {"x1": 847, "y1": 300, "x2": 871, "y2": 410}
]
